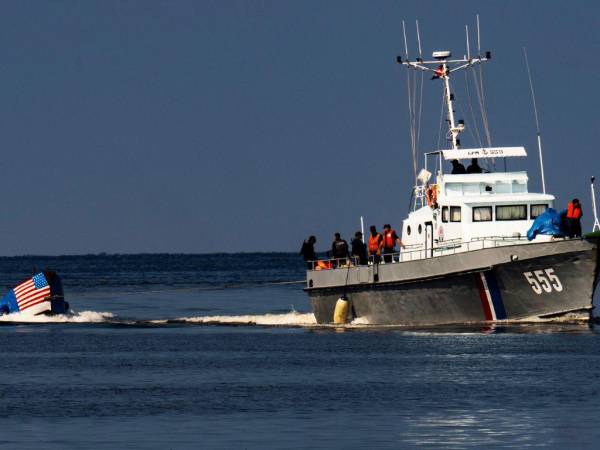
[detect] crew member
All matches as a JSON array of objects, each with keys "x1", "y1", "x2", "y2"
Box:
[
  {"x1": 431, "y1": 65, "x2": 446, "y2": 80},
  {"x1": 466, "y1": 158, "x2": 482, "y2": 174},
  {"x1": 382, "y1": 224, "x2": 405, "y2": 263},
  {"x1": 331, "y1": 232, "x2": 349, "y2": 267},
  {"x1": 299, "y1": 235, "x2": 317, "y2": 269},
  {"x1": 451, "y1": 159, "x2": 466, "y2": 174},
  {"x1": 351, "y1": 231, "x2": 368, "y2": 266},
  {"x1": 566, "y1": 198, "x2": 583, "y2": 238},
  {"x1": 368, "y1": 225, "x2": 383, "y2": 263}
]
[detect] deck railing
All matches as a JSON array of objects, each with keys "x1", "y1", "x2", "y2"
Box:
[{"x1": 308, "y1": 236, "x2": 534, "y2": 271}]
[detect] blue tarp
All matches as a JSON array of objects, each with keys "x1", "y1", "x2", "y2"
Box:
[{"x1": 527, "y1": 208, "x2": 564, "y2": 241}]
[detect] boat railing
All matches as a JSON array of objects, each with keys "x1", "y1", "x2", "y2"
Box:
[
  {"x1": 308, "y1": 236, "x2": 534, "y2": 271},
  {"x1": 368, "y1": 236, "x2": 531, "y2": 265}
]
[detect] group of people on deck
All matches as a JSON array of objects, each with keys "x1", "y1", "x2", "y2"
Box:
[{"x1": 300, "y1": 225, "x2": 405, "y2": 269}]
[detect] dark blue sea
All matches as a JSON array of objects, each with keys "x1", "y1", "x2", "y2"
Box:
[{"x1": 0, "y1": 253, "x2": 599, "y2": 449}]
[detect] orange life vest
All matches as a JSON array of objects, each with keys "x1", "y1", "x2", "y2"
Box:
[
  {"x1": 426, "y1": 185, "x2": 437, "y2": 207},
  {"x1": 567, "y1": 202, "x2": 582, "y2": 219},
  {"x1": 368, "y1": 234, "x2": 382, "y2": 253},
  {"x1": 383, "y1": 230, "x2": 397, "y2": 249},
  {"x1": 315, "y1": 260, "x2": 332, "y2": 271}
]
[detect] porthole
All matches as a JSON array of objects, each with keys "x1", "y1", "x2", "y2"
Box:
[
  {"x1": 407, "y1": 226, "x2": 412, "y2": 235},
  {"x1": 418, "y1": 224, "x2": 423, "y2": 234}
]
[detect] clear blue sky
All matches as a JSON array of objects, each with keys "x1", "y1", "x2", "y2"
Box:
[{"x1": 0, "y1": 0, "x2": 598, "y2": 254}]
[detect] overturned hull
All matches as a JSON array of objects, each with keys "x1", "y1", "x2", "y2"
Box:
[
  {"x1": 0, "y1": 271, "x2": 68, "y2": 316},
  {"x1": 306, "y1": 239, "x2": 600, "y2": 325}
]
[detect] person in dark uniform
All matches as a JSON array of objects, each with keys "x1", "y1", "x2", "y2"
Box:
[
  {"x1": 299, "y1": 235, "x2": 317, "y2": 269},
  {"x1": 331, "y1": 232, "x2": 349, "y2": 267},
  {"x1": 466, "y1": 158, "x2": 482, "y2": 173},
  {"x1": 451, "y1": 159, "x2": 466, "y2": 174},
  {"x1": 351, "y1": 231, "x2": 368, "y2": 265}
]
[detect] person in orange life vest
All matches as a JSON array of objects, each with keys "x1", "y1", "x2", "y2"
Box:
[
  {"x1": 381, "y1": 224, "x2": 405, "y2": 263},
  {"x1": 368, "y1": 225, "x2": 383, "y2": 263},
  {"x1": 566, "y1": 198, "x2": 583, "y2": 238},
  {"x1": 431, "y1": 65, "x2": 445, "y2": 80}
]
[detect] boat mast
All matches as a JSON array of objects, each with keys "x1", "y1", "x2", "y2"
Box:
[
  {"x1": 397, "y1": 50, "x2": 490, "y2": 151},
  {"x1": 441, "y1": 61, "x2": 461, "y2": 149}
]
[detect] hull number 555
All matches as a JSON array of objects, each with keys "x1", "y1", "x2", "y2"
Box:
[{"x1": 523, "y1": 268, "x2": 563, "y2": 294}]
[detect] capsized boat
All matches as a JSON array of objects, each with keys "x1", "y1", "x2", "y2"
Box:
[
  {"x1": 304, "y1": 21, "x2": 600, "y2": 325},
  {"x1": 0, "y1": 271, "x2": 69, "y2": 316}
]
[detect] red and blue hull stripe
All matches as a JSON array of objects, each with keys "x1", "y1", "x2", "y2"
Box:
[{"x1": 475, "y1": 271, "x2": 507, "y2": 321}]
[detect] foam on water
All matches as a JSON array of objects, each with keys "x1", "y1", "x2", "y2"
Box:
[
  {"x1": 155, "y1": 311, "x2": 380, "y2": 328},
  {"x1": 0, "y1": 310, "x2": 114, "y2": 323},
  {"x1": 155, "y1": 310, "x2": 317, "y2": 327},
  {"x1": 350, "y1": 316, "x2": 371, "y2": 325}
]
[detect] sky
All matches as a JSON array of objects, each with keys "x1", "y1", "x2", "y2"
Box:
[{"x1": 0, "y1": 0, "x2": 598, "y2": 255}]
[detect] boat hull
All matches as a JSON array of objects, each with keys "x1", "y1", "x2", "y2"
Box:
[
  {"x1": 0, "y1": 271, "x2": 68, "y2": 316},
  {"x1": 306, "y1": 239, "x2": 600, "y2": 325}
]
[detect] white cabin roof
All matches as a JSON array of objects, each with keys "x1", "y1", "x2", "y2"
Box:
[{"x1": 442, "y1": 146, "x2": 527, "y2": 160}]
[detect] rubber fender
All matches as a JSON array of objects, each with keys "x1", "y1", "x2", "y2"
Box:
[{"x1": 333, "y1": 297, "x2": 350, "y2": 324}]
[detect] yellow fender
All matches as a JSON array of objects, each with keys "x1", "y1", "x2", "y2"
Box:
[{"x1": 333, "y1": 297, "x2": 350, "y2": 324}]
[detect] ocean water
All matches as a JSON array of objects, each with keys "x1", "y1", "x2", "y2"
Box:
[{"x1": 0, "y1": 253, "x2": 599, "y2": 449}]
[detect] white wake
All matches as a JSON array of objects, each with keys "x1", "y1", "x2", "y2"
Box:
[
  {"x1": 153, "y1": 311, "x2": 377, "y2": 328},
  {"x1": 0, "y1": 309, "x2": 375, "y2": 328},
  {"x1": 154, "y1": 310, "x2": 318, "y2": 327},
  {"x1": 0, "y1": 310, "x2": 114, "y2": 323}
]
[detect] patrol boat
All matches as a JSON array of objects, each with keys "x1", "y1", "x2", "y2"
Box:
[{"x1": 304, "y1": 23, "x2": 600, "y2": 325}]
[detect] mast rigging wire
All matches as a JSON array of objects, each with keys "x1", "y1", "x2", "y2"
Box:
[
  {"x1": 402, "y1": 21, "x2": 417, "y2": 185},
  {"x1": 471, "y1": 67, "x2": 492, "y2": 148},
  {"x1": 523, "y1": 46, "x2": 546, "y2": 193},
  {"x1": 463, "y1": 69, "x2": 483, "y2": 148},
  {"x1": 415, "y1": 20, "x2": 425, "y2": 165},
  {"x1": 402, "y1": 20, "x2": 425, "y2": 188}
]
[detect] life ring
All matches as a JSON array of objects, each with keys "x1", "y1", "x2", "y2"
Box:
[{"x1": 425, "y1": 184, "x2": 438, "y2": 207}]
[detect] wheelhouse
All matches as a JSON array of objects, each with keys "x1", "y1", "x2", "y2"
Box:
[{"x1": 401, "y1": 151, "x2": 555, "y2": 255}]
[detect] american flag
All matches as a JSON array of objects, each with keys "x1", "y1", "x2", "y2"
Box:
[{"x1": 14, "y1": 273, "x2": 51, "y2": 311}]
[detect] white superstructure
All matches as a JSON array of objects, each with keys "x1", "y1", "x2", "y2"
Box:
[
  {"x1": 396, "y1": 23, "x2": 554, "y2": 260},
  {"x1": 401, "y1": 167, "x2": 554, "y2": 252}
]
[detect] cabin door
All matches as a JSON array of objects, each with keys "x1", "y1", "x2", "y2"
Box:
[{"x1": 424, "y1": 221, "x2": 434, "y2": 258}]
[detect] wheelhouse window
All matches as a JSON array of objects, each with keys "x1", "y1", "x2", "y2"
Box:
[
  {"x1": 496, "y1": 205, "x2": 527, "y2": 221},
  {"x1": 442, "y1": 206, "x2": 449, "y2": 223},
  {"x1": 450, "y1": 206, "x2": 461, "y2": 222},
  {"x1": 473, "y1": 206, "x2": 492, "y2": 222},
  {"x1": 531, "y1": 204, "x2": 548, "y2": 219}
]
